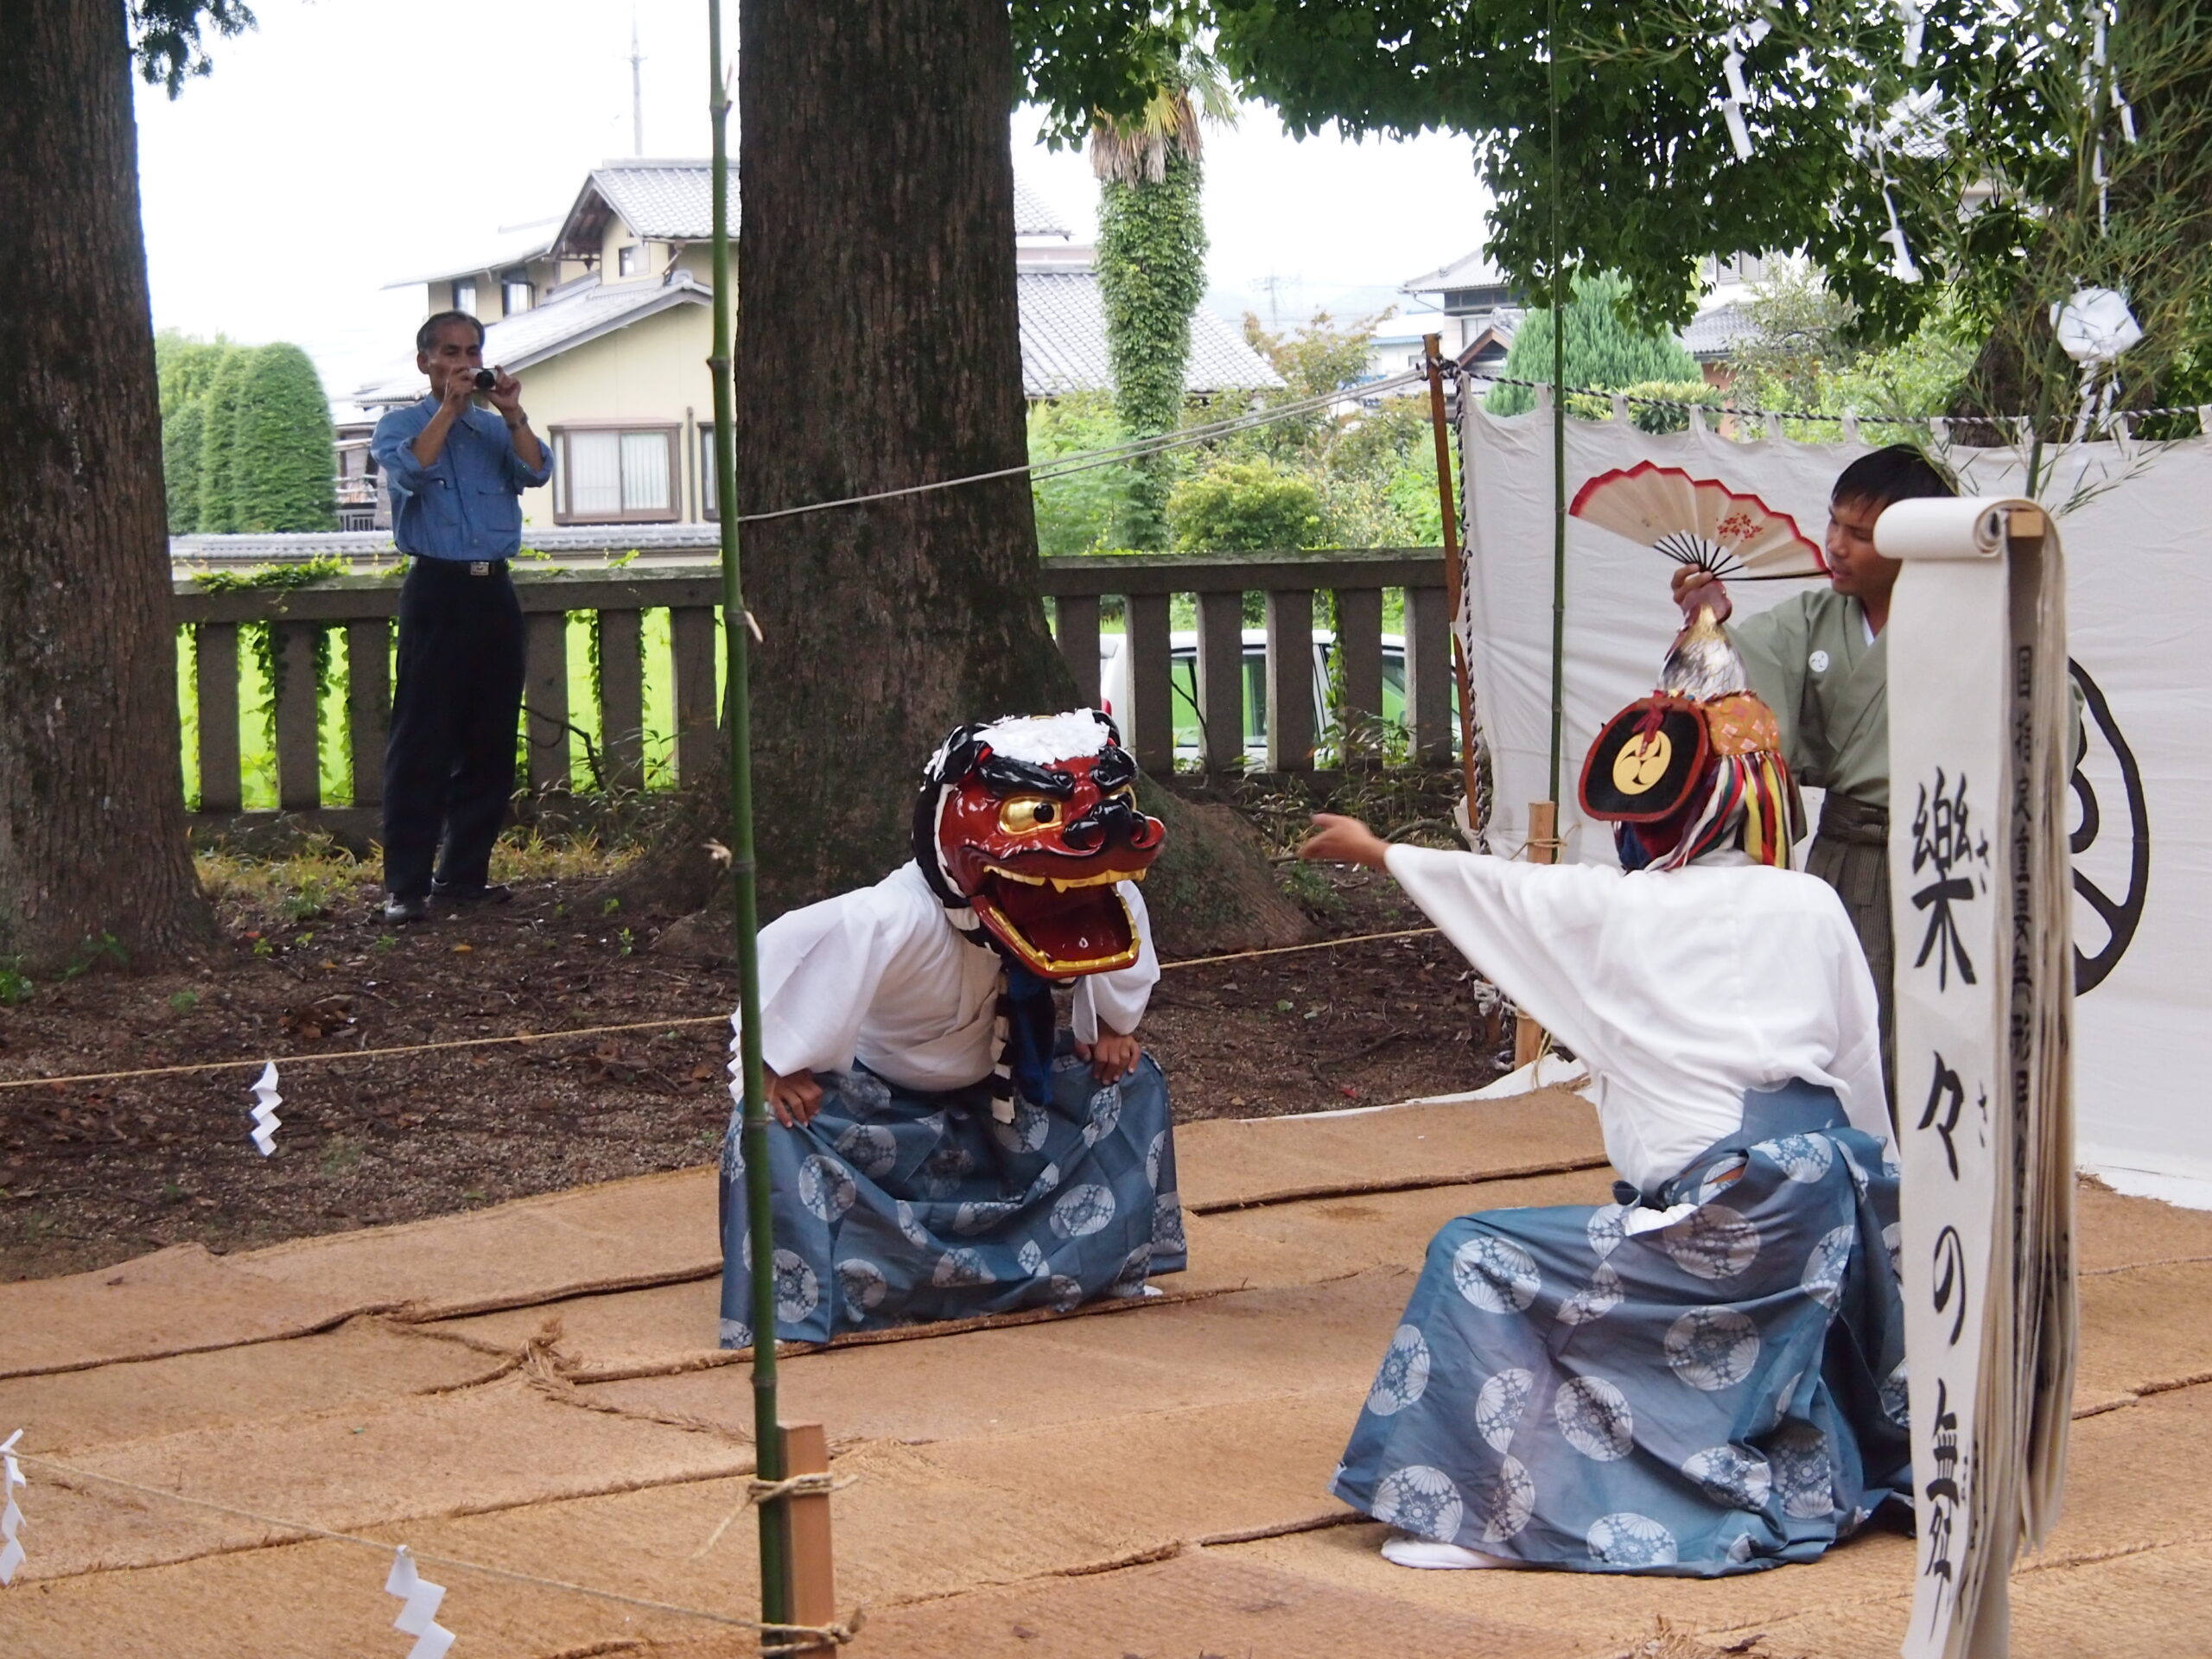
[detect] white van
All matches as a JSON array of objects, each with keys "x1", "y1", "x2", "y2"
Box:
[{"x1": 1095, "y1": 630, "x2": 1413, "y2": 763}]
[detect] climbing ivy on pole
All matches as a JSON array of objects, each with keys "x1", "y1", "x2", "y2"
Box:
[
  {"x1": 1096, "y1": 148, "x2": 1208, "y2": 550},
  {"x1": 1090, "y1": 49, "x2": 1230, "y2": 551}
]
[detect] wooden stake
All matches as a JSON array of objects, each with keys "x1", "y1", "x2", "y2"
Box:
[
  {"x1": 780, "y1": 1421, "x2": 837, "y2": 1651},
  {"x1": 1513, "y1": 800, "x2": 1560, "y2": 1068},
  {"x1": 1421, "y1": 333, "x2": 1482, "y2": 821}
]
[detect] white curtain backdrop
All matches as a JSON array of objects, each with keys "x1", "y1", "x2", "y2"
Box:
[{"x1": 1458, "y1": 401, "x2": 2205, "y2": 1185}]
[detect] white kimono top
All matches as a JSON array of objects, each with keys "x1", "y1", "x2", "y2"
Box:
[
  {"x1": 736, "y1": 861, "x2": 1159, "y2": 1095},
  {"x1": 1385, "y1": 844, "x2": 1891, "y2": 1195}
]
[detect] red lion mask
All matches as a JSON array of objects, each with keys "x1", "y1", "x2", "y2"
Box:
[{"x1": 912, "y1": 711, "x2": 1166, "y2": 977}]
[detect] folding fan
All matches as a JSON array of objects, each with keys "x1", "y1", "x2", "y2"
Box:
[{"x1": 1568, "y1": 461, "x2": 1827, "y2": 580}]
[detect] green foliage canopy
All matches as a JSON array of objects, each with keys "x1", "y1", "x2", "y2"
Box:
[{"x1": 1206, "y1": 0, "x2": 2212, "y2": 445}]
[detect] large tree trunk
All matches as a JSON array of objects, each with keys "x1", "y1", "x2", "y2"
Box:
[
  {"x1": 0, "y1": 0, "x2": 212, "y2": 969},
  {"x1": 736, "y1": 0, "x2": 1077, "y2": 913}
]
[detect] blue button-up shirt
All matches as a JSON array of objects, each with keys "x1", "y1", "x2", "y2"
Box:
[{"x1": 371, "y1": 397, "x2": 553, "y2": 561}]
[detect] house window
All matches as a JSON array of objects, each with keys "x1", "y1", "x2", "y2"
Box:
[
  {"x1": 453, "y1": 278, "x2": 478, "y2": 315},
  {"x1": 551, "y1": 425, "x2": 680, "y2": 524},
  {"x1": 618, "y1": 244, "x2": 641, "y2": 277},
  {"x1": 501, "y1": 269, "x2": 533, "y2": 314},
  {"x1": 698, "y1": 423, "x2": 724, "y2": 518}
]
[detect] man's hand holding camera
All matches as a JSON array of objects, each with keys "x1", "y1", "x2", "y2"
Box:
[{"x1": 414, "y1": 353, "x2": 541, "y2": 470}]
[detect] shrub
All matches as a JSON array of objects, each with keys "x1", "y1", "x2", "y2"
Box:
[{"x1": 1167, "y1": 457, "x2": 1326, "y2": 553}]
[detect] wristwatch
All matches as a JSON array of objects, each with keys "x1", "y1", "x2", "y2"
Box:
[{"x1": 505, "y1": 410, "x2": 530, "y2": 430}]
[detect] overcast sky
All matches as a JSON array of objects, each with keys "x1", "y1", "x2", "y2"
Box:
[{"x1": 133, "y1": 0, "x2": 1491, "y2": 404}]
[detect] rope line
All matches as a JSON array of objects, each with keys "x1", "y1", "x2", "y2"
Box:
[
  {"x1": 1157, "y1": 925, "x2": 1439, "y2": 971},
  {"x1": 1454, "y1": 365, "x2": 2212, "y2": 430},
  {"x1": 712, "y1": 352, "x2": 2200, "y2": 538},
  {"x1": 693, "y1": 1471, "x2": 859, "y2": 1563},
  {"x1": 0, "y1": 926, "x2": 1447, "y2": 1094},
  {"x1": 730, "y1": 367, "x2": 1429, "y2": 526},
  {"x1": 12, "y1": 1452, "x2": 858, "y2": 1652}
]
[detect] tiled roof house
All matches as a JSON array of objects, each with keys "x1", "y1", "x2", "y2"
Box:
[{"x1": 348, "y1": 163, "x2": 1278, "y2": 531}]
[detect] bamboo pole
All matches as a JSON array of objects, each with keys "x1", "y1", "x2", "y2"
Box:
[
  {"x1": 1513, "y1": 798, "x2": 1560, "y2": 1067},
  {"x1": 705, "y1": 0, "x2": 791, "y2": 1630},
  {"x1": 1545, "y1": 0, "x2": 1567, "y2": 808},
  {"x1": 1523, "y1": 0, "x2": 1567, "y2": 1073},
  {"x1": 1421, "y1": 334, "x2": 1481, "y2": 818}
]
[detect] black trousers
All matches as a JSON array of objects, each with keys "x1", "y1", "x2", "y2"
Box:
[
  {"x1": 1804, "y1": 792, "x2": 1895, "y2": 1119},
  {"x1": 382, "y1": 559, "x2": 524, "y2": 898}
]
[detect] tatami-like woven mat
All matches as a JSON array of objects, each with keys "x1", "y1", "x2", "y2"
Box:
[{"x1": 5, "y1": 1086, "x2": 2211, "y2": 1658}]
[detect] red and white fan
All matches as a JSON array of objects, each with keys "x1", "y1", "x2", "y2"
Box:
[{"x1": 1568, "y1": 461, "x2": 1827, "y2": 580}]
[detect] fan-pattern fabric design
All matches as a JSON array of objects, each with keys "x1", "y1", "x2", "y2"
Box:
[{"x1": 1570, "y1": 461, "x2": 1827, "y2": 580}]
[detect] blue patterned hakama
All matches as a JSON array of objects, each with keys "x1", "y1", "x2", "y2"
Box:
[
  {"x1": 718, "y1": 1035, "x2": 1185, "y2": 1346},
  {"x1": 1332, "y1": 1082, "x2": 1910, "y2": 1575}
]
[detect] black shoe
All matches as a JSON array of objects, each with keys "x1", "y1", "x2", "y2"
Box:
[
  {"x1": 382, "y1": 893, "x2": 432, "y2": 925},
  {"x1": 431, "y1": 880, "x2": 513, "y2": 906}
]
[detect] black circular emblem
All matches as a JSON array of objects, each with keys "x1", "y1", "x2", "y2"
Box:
[{"x1": 2069, "y1": 660, "x2": 2149, "y2": 995}]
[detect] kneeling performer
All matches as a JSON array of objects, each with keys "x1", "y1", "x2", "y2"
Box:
[
  {"x1": 1301, "y1": 601, "x2": 1908, "y2": 1575},
  {"x1": 719, "y1": 710, "x2": 1185, "y2": 1347}
]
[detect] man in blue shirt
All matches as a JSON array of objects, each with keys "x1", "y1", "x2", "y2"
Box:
[{"x1": 369, "y1": 312, "x2": 553, "y2": 924}]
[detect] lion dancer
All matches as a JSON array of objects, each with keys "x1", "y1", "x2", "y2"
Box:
[
  {"x1": 1301, "y1": 601, "x2": 1909, "y2": 1576},
  {"x1": 718, "y1": 710, "x2": 1185, "y2": 1347}
]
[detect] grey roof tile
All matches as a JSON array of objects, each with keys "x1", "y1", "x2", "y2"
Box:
[
  {"x1": 352, "y1": 274, "x2": 709, "y2": 404},
  {"x1": 1681, "y1": 301, "x2": 1758, "y2": 360},
  {"x1": 1018, "y1": 272, "x2": 1281, "y2": 397},
  {"x1": 1014, "y1": 178, "x2": 1071, "y2": 238},
  {"x1": 591, "y1": 163, "x2": 715, "y2": 239},
  {"x1": 1401, "y1": 248, "x2": 1509, "y2": 295},
  {"x1": 569, "y1": 162, "x2": 1069, "y2": 243},
  {"x1": 359, "y1": 246, "x2": 1280, "y2": 405}
]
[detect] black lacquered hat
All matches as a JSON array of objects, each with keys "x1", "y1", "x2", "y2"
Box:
[{"x1": 1580, "y1": 697, "x2": 1711, "y2": 823}]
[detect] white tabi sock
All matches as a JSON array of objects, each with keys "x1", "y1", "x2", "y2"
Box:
[{"x1": 1380, "y1": 1534, "x2": 1517, "y2": 1570}]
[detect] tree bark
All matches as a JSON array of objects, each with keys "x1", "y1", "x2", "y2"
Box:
[
  {"x1": 737, "y1": 0, "x2": 1077, "y2": 913},
  {"x1": 0, "y1": 0, "x2": 213, "y2": 969}
]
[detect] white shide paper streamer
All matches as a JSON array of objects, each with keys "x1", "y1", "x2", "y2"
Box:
[
  {"x1": 1718, "y1": 19, "x2": 1770, "y2": 162},
  {"x1": 385, "y1": 1546, "x2": 457, "y2": 1659},
  {"x1": 1, "y1": 1429, "x2": 24, "y2": 1586},
  {"x1": 249, "y1": 1060, "x2": 283, "y2": 1156}
]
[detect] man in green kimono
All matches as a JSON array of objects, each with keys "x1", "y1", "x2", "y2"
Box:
[{"x1": 1672, "y1": 444, "x2": 1955, "y2": 1103}]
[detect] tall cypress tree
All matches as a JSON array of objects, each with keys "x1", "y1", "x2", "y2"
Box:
[
  {"x1": 1487, "y1": 270, "x2": 1700, "y2": 415},
  {"x1": 160, "y1": 396, "x2": 206, "y2": 532},
  {"x1": 154, "y1": 330, "x2": 233, "y2": 533},
  {"x1": 227, "y1": 342, "x2": 335, "y2": 532},
  {"x1": 194, "y1": 345, "x2": 251, "y2": 532}
]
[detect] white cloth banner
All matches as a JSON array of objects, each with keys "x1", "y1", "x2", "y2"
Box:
[
  {"x1": 1459, "y1": 403, "x2": 2202, "y2": 1185},
  {"x1": 1883, "y1": 498, "x2": 2075, "y2": 1659}
]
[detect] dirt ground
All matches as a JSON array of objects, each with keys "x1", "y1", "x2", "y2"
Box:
[{"x1": 0, "y1": 853, "x2": 1508, "y2": 1282}]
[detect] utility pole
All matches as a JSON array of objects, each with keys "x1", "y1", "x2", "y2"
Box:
[
  {"x1": 1256, "y1": 273, "x2": 1286, "y2": 327},
  {"x1": 629, "y1": 14, "x2": 645, "y2": 156}
]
